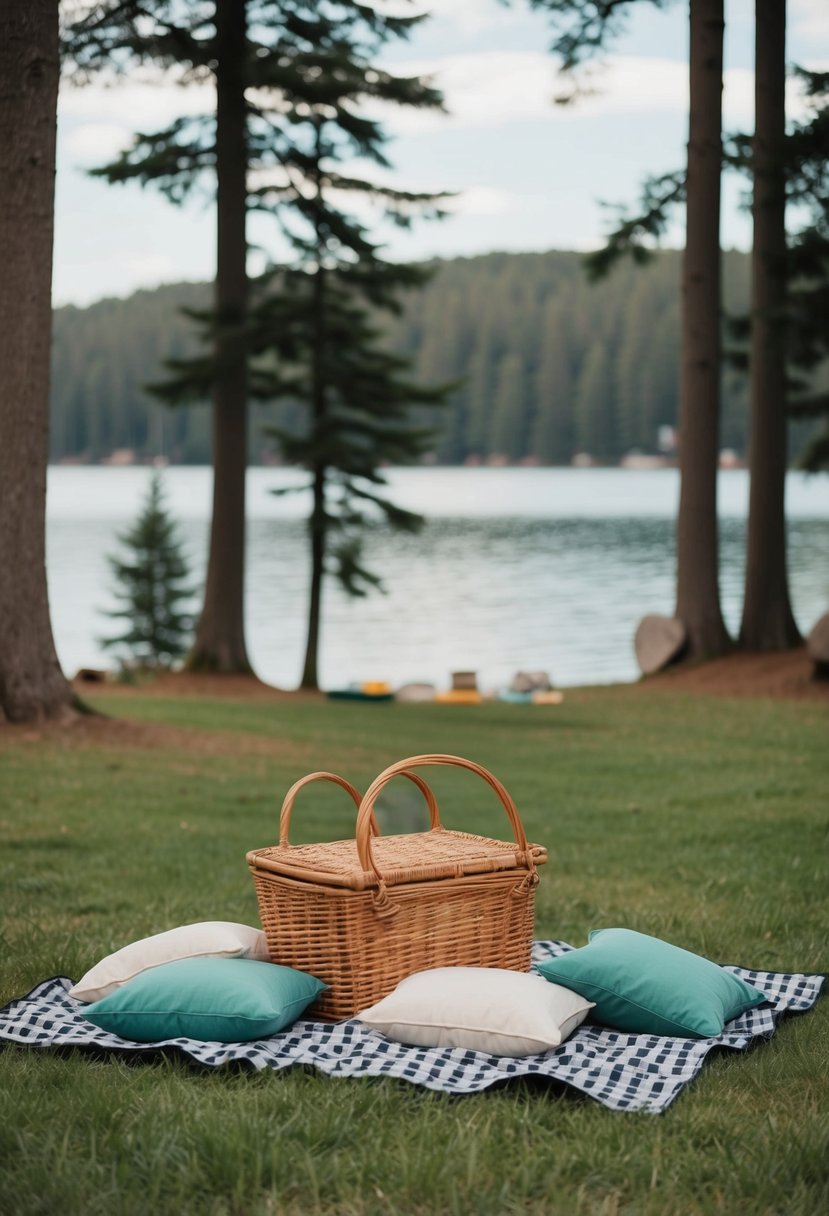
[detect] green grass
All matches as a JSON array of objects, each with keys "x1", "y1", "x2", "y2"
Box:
[{"x1": 1, "y1": 686, "x2": 827, "y2": 1215}]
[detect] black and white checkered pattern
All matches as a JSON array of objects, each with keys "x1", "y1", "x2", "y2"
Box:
[{"x1": 0, "y1": 941, "x2": 823, "y2": 1114}]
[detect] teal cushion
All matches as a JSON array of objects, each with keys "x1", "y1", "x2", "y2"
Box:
[
  {"x1": 84, "y1": 957, "x2": 325, "y2": 1042},
  {"x1": 536, "y1": 928, "x2": 766, "y2": 1038}
]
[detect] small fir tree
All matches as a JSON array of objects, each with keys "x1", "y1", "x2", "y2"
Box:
[{"x1": 101, "y1": 472, "x2": 195, "y2": 670}]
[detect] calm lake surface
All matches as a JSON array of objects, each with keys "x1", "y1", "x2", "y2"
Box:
[{"x1": 46, "y1": 466, "x2": 829, "y2": 691}]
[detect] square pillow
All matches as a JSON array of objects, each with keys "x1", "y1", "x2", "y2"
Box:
[
  {"x1": 69, "y1": 921, "x2": 270, "y2": 1003},
  {"x1": 83, "y1": 957, "x2": 325, "y2": 1042},
  {"x1": 356, "y1": 966, "x2": 594, "y2": 1057},
  {"x1": 536, "y1": 928, "x2": 767, "y2": 1038}
]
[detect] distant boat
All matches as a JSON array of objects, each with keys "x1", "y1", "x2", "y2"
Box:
[
  {"x1": 497, "y1": 689, "x2": 565, "y2": 706},
  {"x1": 497, "y1": 689, "x2": 533, "y2": 704},
  {"x1": 618, "y1": 452, "x2": 673, "y2": 470},
  {"x1": 326, "y1": 681, "x2": 394, "y2": 703},
  {"x1": 434, "y1": 689, "x2": 484, "y2": 705}
]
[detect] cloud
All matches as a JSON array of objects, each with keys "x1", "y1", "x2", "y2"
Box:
[
  {"x1": 59, "y1": 51, "x2": 746, "y2": 150},
  {"x1": 52, "y1": 251, "x2": 184, "y2": 307},
  {"x1": 379, "y1": 52, "x2": 692, "y2": 135},
  {"x1": 417, "y1": 0, "x2": 516, "y2": 36},
  {"x1": 122, "y1": 252, "x2": 180, "y2": 284},
  {"x1": 377, "y1": 52, "x2": 554, "y2": 133},
  {"x1": 367, "y1": 0, "x2": 515, "y2": 36},
  {"x1": 790, "y1": 0, "x2": 829, "y2": 50},
  {"x1": 380, "y1": 50, "x2": 825, "y2": 137},
  {"x1": 59, "y1": 75, "x2": 214, "y2": 127},
  {"x1": 58, "y1": 74, "x2": 214, "y2": 174},
  {"x1": 62, "y1": 122, "x2": 133, "y2": 166},
  {"x1": 443, "y1": 185, "x2": 518, "y2": 216}
]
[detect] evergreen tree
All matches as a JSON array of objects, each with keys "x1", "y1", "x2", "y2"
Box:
[
  {"x1": 238, "y1": 10, "x2": 450, "y2": 689},
  {"x1": 642, "y1": 308, "x2": 680, "y2": 447},
  {"x1": 667, "y1": 0, "x2": 731, "y2": 658},
  {"x1": 64, "y1": 0, "x2": 442, "y2": 676},
  {"x1": 614, "y1": 278, "x2": 654, "y2": 452},
  {"x1": 52, "y1": 247, "x2": 824, "y2": 469},
  {"x1": 775, "y1": 70, "x2": 829, "y2": 471},
  {"x1": 522, "y1": 0, "x2": 732, "y2": 658},
  {"x1": 489, "y1": 353, "x2": 527, "y2": 459},
  {"x1": 530, "y1": 299, "x2": 574, "y2": 463},
  {"x1": 740, "y1": 0, "x2": 801, "y2": 650},
  {"x1": 101, "y1": 472, "x2": 195, "y2": 669},
  {"x1": 582, "y1": 51, "x2": 828, "y2": 652},
  {"x1": 63, "y1": 0, "x2": 256, "y2": 673},
  {"x1": 0, "y1": 0, "x2": 76, "y2": 724},
  {"x1": 416, "y1": 287, "x2": 468, "y2": 461},
  {"x1": 464, "y1": 308, "x2": 498, "y2": 459},
  {"x1": 574, "y1": 340, "x2": 615, "y2": 458}
]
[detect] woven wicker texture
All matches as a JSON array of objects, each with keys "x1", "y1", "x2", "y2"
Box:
[{"x1": 247, "y1": 754, "x2": 547, "y2": 1020}]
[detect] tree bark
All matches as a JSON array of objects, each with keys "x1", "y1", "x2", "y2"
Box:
[
  {"x1": 300, "y1": 270, "x2": 326, "y2": 690},
  {"x1": 301, "y1": 465, "x2": 325, "y2": 690},
  {"x1": 187, "y1": 0, "x2": 252, "y2": 672},
  {"x1": 739, "y1": 0, "x2": 801, "y2": 650},
  {"x1": 0, "y1": 0, "x2": 76, "y2": 724},
  {"x1": 300, "y1": 132, "x2": 328, "y2": 692},
  {"x1": 674, "y1": 0, "x2": 732, "y2": 658}
]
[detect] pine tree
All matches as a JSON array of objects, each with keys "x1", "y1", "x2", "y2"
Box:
[
  {"x1": 238, "y1": 9, "x2": 450, "y2": 689},
  {"x1": 0, "y1": 0, "x2": 76, "y2": 724},
  {"x1": 64, "y1": 0, "x2": 447, "y2": 676},
  {"x1": 49, "y1": 248, "x2": 788, "y2": 469},
  {"x1": 489, "y1": 353, "x2": 527, "y2": 459},
  {"x1": 521, "y1": 0, "x2": 732, "y2": 656},
  {"x1": 580, "y1": 35, "x2": 828, "y2": 651},
  {"x1": 774, "y1": 69, "x2": 829, "y2": 470},
  {"x1": 417, "y1": 288, "x2": 468, "y2": 461},
  {"x1": 63, "y1": 0, "x2": 255, "y2": 673},
  {"x1": 529, "y1": 299, "x2": 574, "y2": 464},
  {"x1": 740, "y1": 0, "x2": 801, "y2": 650},
  {"x1": 101, "y1": 472, "x2": 195, "y2": 670},
  {"x1": 642, "y1": 309, "x2": 681, "y2": 447},
  {"x1": 464, "y1": 311, "x2": 498, "y2": 460},
  {"x1": 574, "y1": 341, "x2": 615, "y2": 458}
]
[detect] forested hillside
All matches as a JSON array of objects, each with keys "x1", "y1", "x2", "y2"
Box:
[{"x1": 51, "y1": 248, "x2": 763, "y2": 466}]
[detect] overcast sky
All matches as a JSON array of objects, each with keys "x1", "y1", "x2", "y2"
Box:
[{"x1": 54, "y1": 0, "x2": 829, "y2": 307}]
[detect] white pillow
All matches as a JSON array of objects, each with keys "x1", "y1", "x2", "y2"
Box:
[
  {"x1": 356, "y1": 967, "x2": 594, "y2": 1057},
  {"x1": 69, "y1": 922, "x2": 270, "y2": 1003}
]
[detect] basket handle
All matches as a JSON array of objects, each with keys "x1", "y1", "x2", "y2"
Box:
[
  {"x1": 279, "y1": 772, "x2": 368, "y2": 846},
  {"x1": 278, "y1": 769, "x2": 443, "y2": 847},
  {"x1": 355, "y1": 753, "x2": 531, "y2": 882}
]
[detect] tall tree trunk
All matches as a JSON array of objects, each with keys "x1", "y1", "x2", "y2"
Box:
[
  {"x1": 187, "y1": 0, "x2": 252, "y2": 672},
  {"x1": 674, "y1": 0, "x2": 732, "y2": 657},
  {"x1": 0, "y1": 0, "x2": 76, "y2": 724},
  {"x1": 301, "y1": 466, "x2": 325, "y2": 691},
  {"x1": 739, "y1": 0, "x2": 801, "y2": 649},
  {"x1": 300, "y1": 150, "x2": 328, "y2": 692}
]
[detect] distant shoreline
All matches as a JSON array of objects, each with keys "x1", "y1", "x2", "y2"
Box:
[{"x1": 50, "y1": 456, "x2": 753, "y2": 471}]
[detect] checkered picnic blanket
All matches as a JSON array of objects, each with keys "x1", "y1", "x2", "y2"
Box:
[{"x1": 1, "y1": 941, "x2": 823, "y2": 1114}]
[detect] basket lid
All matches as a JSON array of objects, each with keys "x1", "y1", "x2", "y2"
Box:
[{"x1": 247, "y1": 828, "x2": 547, "y2": 892}]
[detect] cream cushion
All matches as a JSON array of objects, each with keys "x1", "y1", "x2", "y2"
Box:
[
  {"x1": 356, "y1": 966, "x2": 594, "y2": 1057},
  {"x1": 69, "y1": 922, "x2": 270, "y2": 1003}
]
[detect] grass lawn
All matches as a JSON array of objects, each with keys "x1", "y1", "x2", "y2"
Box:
[{"x1": 1, "y1": 684, "x2": 827, "y2": 1215}]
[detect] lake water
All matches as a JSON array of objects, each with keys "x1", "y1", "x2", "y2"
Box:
[{"x1": 46, "y1": 466, "x2": 829, "y2": 691}]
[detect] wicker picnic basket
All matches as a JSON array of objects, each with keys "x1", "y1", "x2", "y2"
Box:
[{"x1": 246, "y1": 753, "x2": 547, "y2": 1021}]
